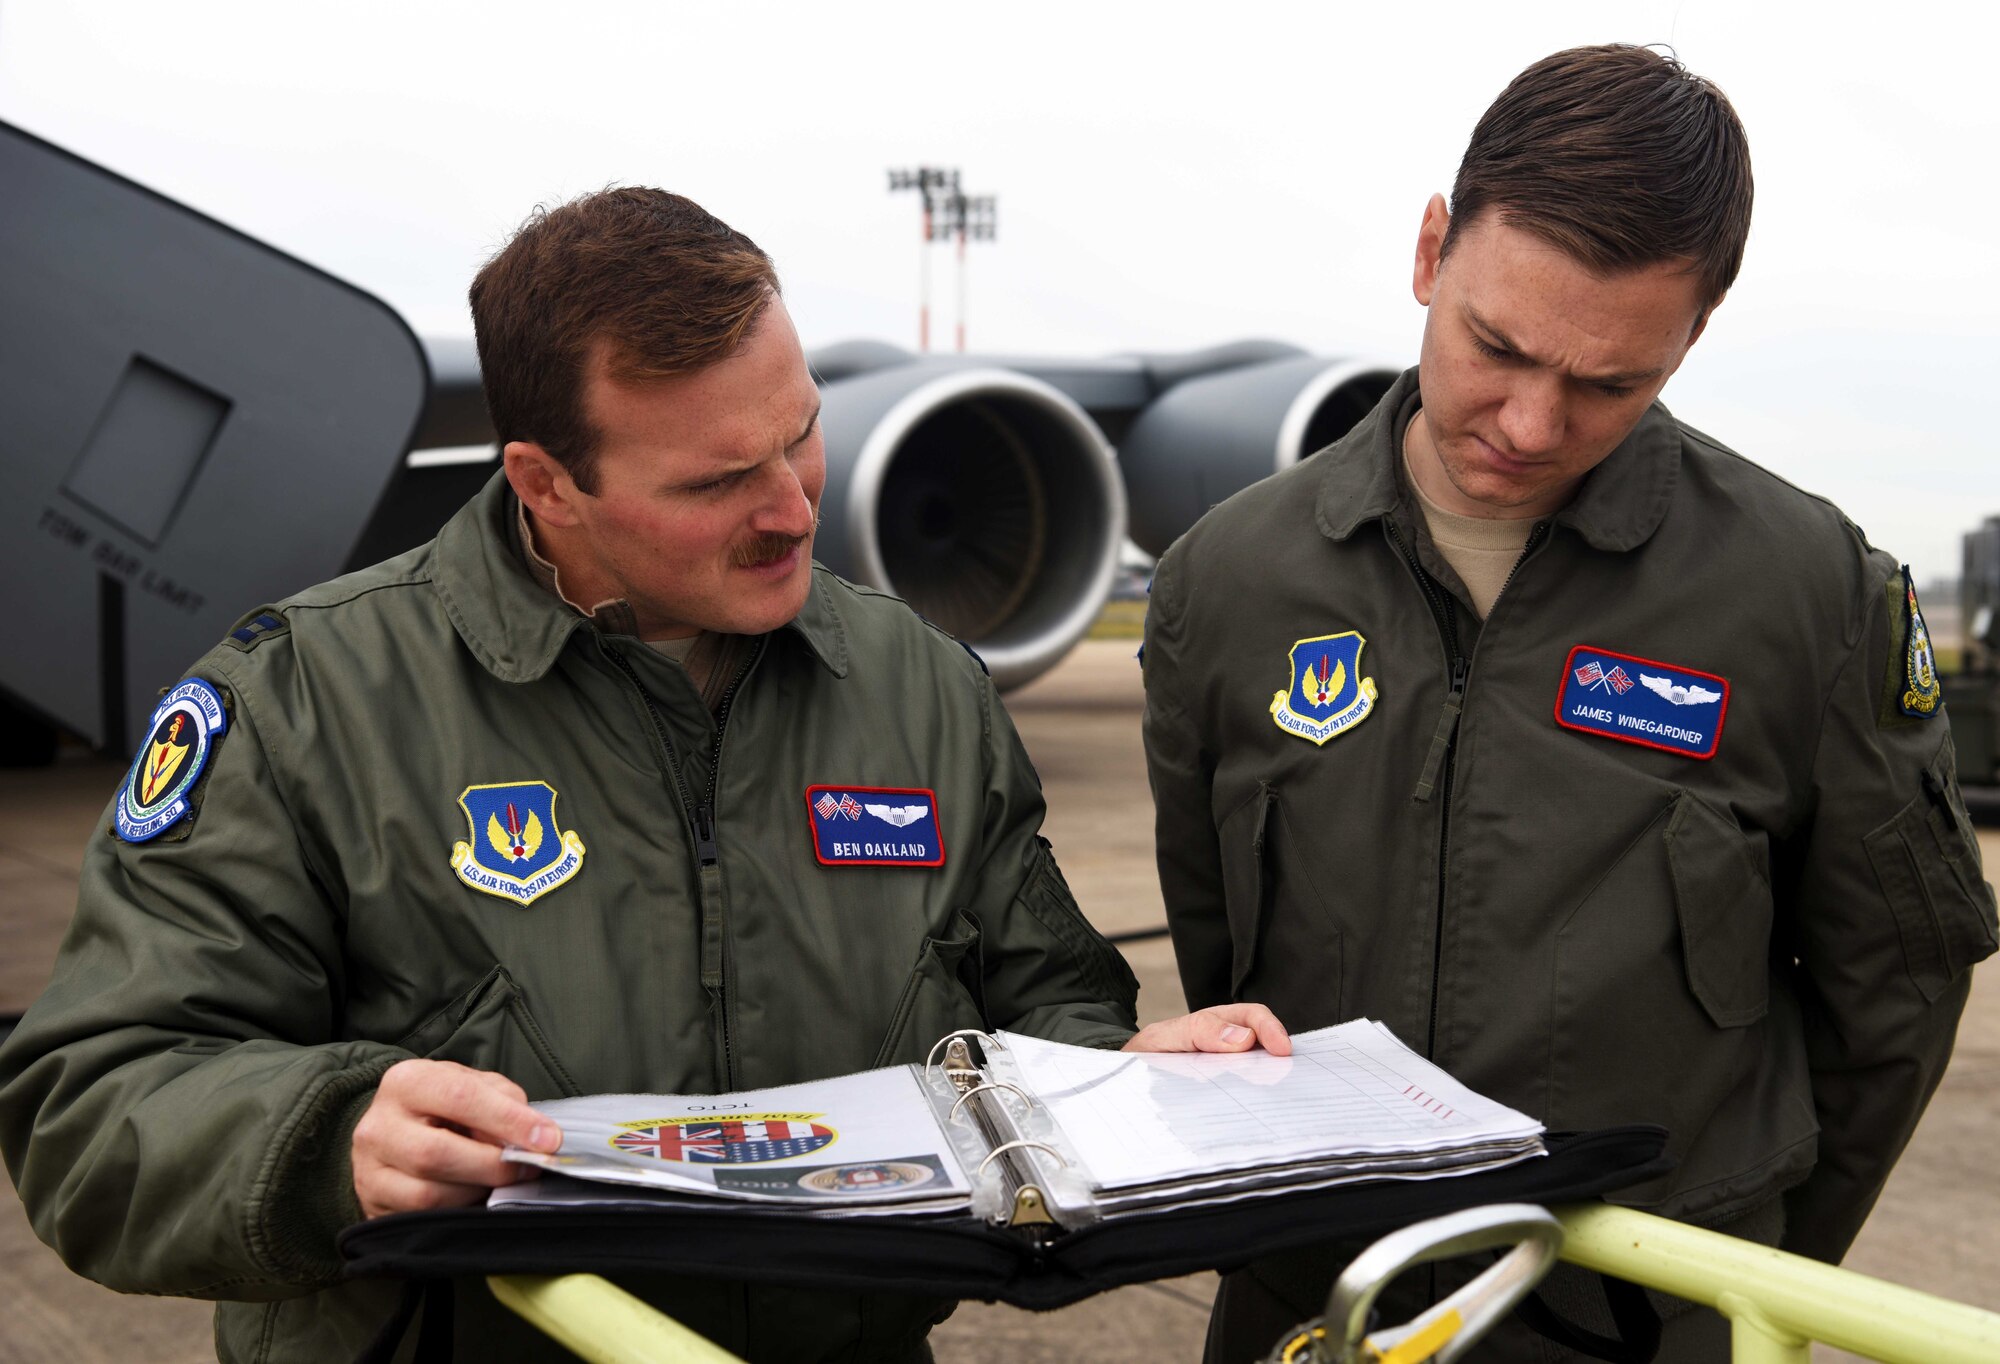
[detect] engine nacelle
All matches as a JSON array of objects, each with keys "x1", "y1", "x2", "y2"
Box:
[
  {"x1": 1118, "y1": 356, "x2": 1397, "y2": 558},
  {"x1": 816, "y1": 365, "x2": 1127, "y2": 691}
]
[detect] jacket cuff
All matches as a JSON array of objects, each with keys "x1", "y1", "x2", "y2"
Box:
[{"x1": 251, "y1": 1055, "x2": 402, "y2": 1285}]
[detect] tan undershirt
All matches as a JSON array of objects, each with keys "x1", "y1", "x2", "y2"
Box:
[
  {"x1": 515, "y1": 499, "x2": 741, "y2": 710},
  {"x1": 1405, "y1": 460, "x2": 1537, "y2": 619}
]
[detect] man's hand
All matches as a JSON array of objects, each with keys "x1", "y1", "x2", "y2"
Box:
[
  {"x1": 1121, "y1": 1004, "x2": 1292, "y2": 1055},
  {"x1": 351, "y1": 1059, "x2": 563, "y2": 1218}
]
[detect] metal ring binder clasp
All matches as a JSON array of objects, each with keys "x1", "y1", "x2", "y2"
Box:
[
  {"x1": 925, "y1": 1029, "x2": 998, "y2": 1081},
  {"x1": 948, "y1": 1081, "x2": 1032, "y2": 1127},
  {"x1": 976, "y1": 1139, "x2": 1068, "y2": 1177}
]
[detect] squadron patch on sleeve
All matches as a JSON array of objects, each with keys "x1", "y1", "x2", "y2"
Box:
[
  {"x1": 1897, "y1": 566, "x2": 1942, "y2": 719},
  {"x1": 1269, "y1": 631, "x2": 1378, "y2": 746},
  {"x1": 451, "y1": 781, "x2": 587, "y2": 904},
  {"x1": 806, "y1": 786, "x2": 944, "y2": 866},
  {"x1": 1554, "y1": 645, "x2": 1729, "y2": 759},
  {"x1": 116, "y1": 679, "x2": 229, "y2": 842}
]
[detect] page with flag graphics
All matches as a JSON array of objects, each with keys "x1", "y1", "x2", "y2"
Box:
[{"x1": 497, "y1": 1066, "x2": 977, "y2": 1212}]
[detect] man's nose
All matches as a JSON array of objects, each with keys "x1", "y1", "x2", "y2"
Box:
[
  {"x1": 1497, "y1": 374, "x2": 1566, "y2": 456},
  {"x1": 755, "y1": 460, "x2": 817, "y2": 537}
]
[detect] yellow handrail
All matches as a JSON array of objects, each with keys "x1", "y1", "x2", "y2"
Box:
[
  {"x1": 491, "y1": 1205, "x2": 2000, "y2": 1364},
  {"x1": 488, "y1": 1274, "x2": 747, "y2": 1364},
  {"x1": 1554, "y1": 1204, "x2": 2000, "y2": 1364}
]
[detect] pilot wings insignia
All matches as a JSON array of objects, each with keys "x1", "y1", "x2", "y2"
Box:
[
  {"x1": 1638, "y1": 674, "x2": 1722, "y2": 707},
  {"x1": 864, "y1": 803, "x2": 931, "y2": 828}
]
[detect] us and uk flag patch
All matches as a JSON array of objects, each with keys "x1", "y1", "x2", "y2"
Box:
[
  {"x1": 1555, "y1": 645, "x2": 1730, "y2": 759},
  {"x1": 805, "y1": 785, "x2": 945, "y2": 867}
]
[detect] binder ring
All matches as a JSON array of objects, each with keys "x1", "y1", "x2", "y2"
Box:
[
  {"x1": 977, "y1": 1139, "x2": 1068, "y2": 1177},
  {"x1": 948, "y1": 1081, "x2": 1033, "y2": 1126},
  {"x1": 925, "y1": 1028, "x2": 998, "y2": 1080}
]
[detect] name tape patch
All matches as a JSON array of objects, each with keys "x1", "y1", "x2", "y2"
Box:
[
  {"x1": 806, "y1": 785, "x2": 944, "y2": 866},
  {"x1": 1554, "y1": 645, "x2": 1730, "y2": 760}
]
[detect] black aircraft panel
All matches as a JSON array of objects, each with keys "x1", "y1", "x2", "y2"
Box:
[{"x1": 0, "y1": 120, "x2": 428, "y2": 753}]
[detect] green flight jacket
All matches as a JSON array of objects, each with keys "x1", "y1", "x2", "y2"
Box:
[
  {"x1": 1143, "y1": 371, "x2": 1996, "y2": 1267},
  {"x1": 0, "y1": 473, "x2": 1138, "y2": 1362}
]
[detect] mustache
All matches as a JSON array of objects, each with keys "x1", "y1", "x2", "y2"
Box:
[{"x1": 730, "y1": 512, "x2": 819, "y2": 569}]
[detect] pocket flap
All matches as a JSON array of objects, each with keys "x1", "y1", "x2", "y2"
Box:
[{"x1": 1863, "y1": 737, "x2": 2000, "y2": 1001}]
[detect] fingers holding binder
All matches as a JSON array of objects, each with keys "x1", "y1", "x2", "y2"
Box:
[
  {"x1": 352, "y1": 1059, "x2": 564, "y2": 1218},
  {"x1": 1121, "y1": 1003, "x2": 1293, "y2": 1056}
]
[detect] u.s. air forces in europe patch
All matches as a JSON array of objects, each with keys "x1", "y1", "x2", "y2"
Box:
[
  {"x1": 451, "y1": 781, "x2": 587, "y2": 904},
  {"x1": 1270, "y1": 631, "x2": 1378, "y2": 745},
  {"x1": 116, "y1": 678, "x2": 228, "y2": 842}
]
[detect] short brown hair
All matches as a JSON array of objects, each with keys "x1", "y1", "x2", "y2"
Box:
[
  {"x1": 470, "y1": 187, "x2": 779, "y2": 491},
  {"x1": 1443, "y1": 44, "x2": 1753, "y2": 308}
]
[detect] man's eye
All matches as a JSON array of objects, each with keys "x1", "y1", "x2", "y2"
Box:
[
  {"x1": 1592, "y1": 381, "x2": 1635, "y2": 399},
  {"x1": 690, "y1": 472, "x2": 748, "y2": 494},
  {"x1": 1471, "y1": 336, "x2": 1514, "y2": 362}
]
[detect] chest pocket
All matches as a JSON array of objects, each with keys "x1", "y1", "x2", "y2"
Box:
[
  {"x1": 393, "y1": 965, "x2": 582, "y2": 1101},
  {"x1": 1665, "y1": 790, "x2": 1774, "y2": 1028},
  {"x1": 873, "y1": 909, "x2": 987, "y2": 1068},
  {"x1": 1863, "y1": 736, "x2": 2000, "y2": 1001},
  {"x1": 1218, "y1": 782, "x2": 1342, "y2": 1018}
]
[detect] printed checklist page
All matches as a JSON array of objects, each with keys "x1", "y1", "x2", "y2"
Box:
[{"x1": 993, "y1": 1019, "x2": 1542, "y2": 1192}]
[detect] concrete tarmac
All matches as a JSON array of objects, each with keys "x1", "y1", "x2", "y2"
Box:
[{"x1": 2, "y1": 638, "x2": 1996, "y2": 1361}]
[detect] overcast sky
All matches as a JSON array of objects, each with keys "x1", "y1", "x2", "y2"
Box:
[{"x1": 2, "y1": 1, "x2": 1993, "y2": 579}]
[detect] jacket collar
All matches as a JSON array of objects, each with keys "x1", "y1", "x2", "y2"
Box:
[
  {"x1": 433, "y1": 471, "x2": 848, "y2": 682},
  {"x1": 1315, "y1": 366, "x2": 1680, "y2": 553}
]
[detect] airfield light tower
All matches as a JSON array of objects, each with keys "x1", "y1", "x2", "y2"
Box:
[
  {"x1": 887, "y1": 166, "x2": 958, "y2": 352},
  {"x1": 940, "y1": 191, "x2": 997, "y2": 353}
]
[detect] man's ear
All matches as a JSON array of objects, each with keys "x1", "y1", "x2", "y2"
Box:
[
  {"x1": 1413, "y1": 194, "x2": 1451, "y2": 307},
  {"x1": 503, "y1": 441, "x2": 584, "y2": 528},
  {"x1": 1686, "y1": 294, "x2": 1723, "y2": 350}
]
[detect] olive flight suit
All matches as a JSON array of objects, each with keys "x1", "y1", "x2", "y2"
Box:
[
  {"x1": 1143, "y1": 370, "x2": 1996, "y2": 1360},
  {"x1": 0, "y1": 472, "x2": 1139, "y2": 1362}
]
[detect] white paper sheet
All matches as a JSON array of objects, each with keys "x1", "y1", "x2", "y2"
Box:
[{"x1": 993, "y1": 1019, "x2": 1543, "y2": 1192}]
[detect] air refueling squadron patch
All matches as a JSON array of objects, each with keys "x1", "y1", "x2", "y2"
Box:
[
  {"x1": 451, "y1": 781, "x2": 587, "y2": 904},
  {"x1": 1898, "y1": 566, "x2": 1941, "y2": 718},
  {"x1": 1270, "y1": 632, "x2": 1377, "y2": 746},
  {"x1": 116, "y1": 678, "x2": 228, "y2": 842}
]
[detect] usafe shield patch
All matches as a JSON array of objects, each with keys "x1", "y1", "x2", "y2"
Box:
[
  {"x1": 611, "y1": 1113, "x2": 836, "y2": 1164},
  {"x1": 806, "y1": 785, "x2": 944, "y2": 866},
  {"x1": 116, "y1": 678, "x2": 228, "y2": 841},
  {"x1": 1269, "y1": 631, "x2": 1378, "y2": 746},
  {"x1": 1555, "y1": 645, "x2": 1730, "y2": 760},
  {"x1": 1898, "y1": 566, "x2": 1942, "y2": 718},
  {"x1": 451, "y1": 781, "x2": 586, "y2": 904}
]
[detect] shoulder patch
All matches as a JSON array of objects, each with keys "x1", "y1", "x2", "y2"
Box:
[
  {"x1": 115, "y1": 679, "x2": 230, "y2": 842},
  {"x1": 1881, "y1": 567, "x2": 1942, "y2": 726},
  {"x1": 224, "y1": 609, "x2": 289, "y2": 652}
]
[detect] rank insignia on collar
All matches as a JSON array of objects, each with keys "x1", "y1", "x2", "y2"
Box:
[
  {"x1": 1899, "y1": 566, "x2": 1942, "y2": 718},
  {"x1": 806, "y1": 785, "x2": 944, "y2": 866},
  {"x1": 1270, "y1": 632, "x2": 1378, "y2": 746},
  {"x1": 451, "y1": 781, "x2": 587, "y2": 904},
  {"x1": 1555, "y1": 645, "x2": 1729, "y2": 759},
  {"x1": 116, "y1": 678, "x2": 228, "y2": 842}
]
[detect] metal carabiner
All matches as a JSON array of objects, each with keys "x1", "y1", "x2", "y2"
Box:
[{"x1": 1263, "y1": 1203, "x2": 1564, "y2": 1364}]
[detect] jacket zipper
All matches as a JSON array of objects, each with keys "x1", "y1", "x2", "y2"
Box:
[
  {"x1": 603, "y1": 638, "x2": 764, "y2": 1089},
  {"x1": 1385, "y1": 517, "x2": 1548, "y2": 1059}
]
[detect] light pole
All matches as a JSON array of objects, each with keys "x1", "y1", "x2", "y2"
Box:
[{"x1": 887, "y1": 167, "x2": 958, "y2": 352}]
